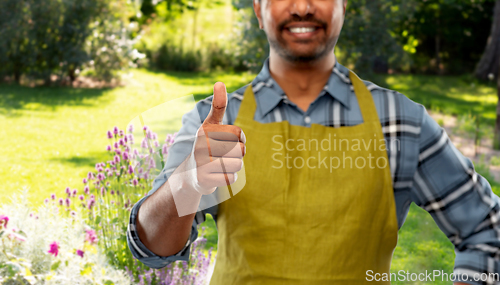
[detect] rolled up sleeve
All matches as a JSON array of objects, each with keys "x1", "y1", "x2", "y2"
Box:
[{"x1": 410, "y1": 107, "x2": 500, "y2": 284}]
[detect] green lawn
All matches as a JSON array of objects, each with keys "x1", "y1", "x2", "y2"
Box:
[{"x1": 1, "y1": 69, "x2": 498, "y2": 279}]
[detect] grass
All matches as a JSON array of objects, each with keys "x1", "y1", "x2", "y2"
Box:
[{"x1": 1, "y1": 69, "x2": 498, "y2": 277}]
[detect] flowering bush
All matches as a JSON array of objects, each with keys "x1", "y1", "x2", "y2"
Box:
[
  {"x1": 0, "y1": 190, "x2": 131, "y2": 284},
  {"x1": 41, "y1": 124, "x2": 215, "y2": 284}
]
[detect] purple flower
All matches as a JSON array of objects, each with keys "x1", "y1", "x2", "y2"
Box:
[
  {"x1": 113, "y1": 142, "x2": 119, "y2": 149},
  {"x1": 65, "y1": 187, "x2": 71, "y2": 195},
  {"x1": 87, "y1": 172, "x2": 95, "y2": 180},
  {"x1": 141, "y1": 138, "x2": 148, "y2": 149},
  {"x1": 83, "y1": 178, "x2": 88, "y2": 184},
  {"x1": 113, "y1": 126, "x2": 119, "y2": 135},
  {"x1": 143, "y1": 125, "x2": 148, "y2": 131},
  {"x1": 76, "y1": 249, "x2": 84, "y2": 258},
  {"x1": 100, "y1": 187, "x2": 106, "y2": 196},
  {"x1": 132, "y1": 179, "x2": 138, "y2": 186},
  {"x1": 97, "y1": 173, "x2": 106, "y2": 181},
  {"x1": 106, "y1": 145, "x2": 112, "y2": 151},
  {"x1": 58, "y1": 198, "x2": 64, "y2": 206},
  {"x1": 124, "y1": 136, "x2": 128, "y2": 143},
  {"x1": 87, "y1": 199, "x2": 95, "y2": 210},
  {"x1": 97, "y1": 166, "x2": 104, "y2": 172},
  {"x1": 110, "y1": 190, "x2": 115, "y2": 195},
  {"x1": 152, "y1": 133, "x2": 157, "y2": 140},
  {"x1": 119, "y1": 130, "x2": 124, "y2": 137},
  {"x1": 119, "y1": 138, "x2": 125, "y2": 146},
  {"x1": 70, "y1": 211, "x2": 76, "y2": 217},
  {"x1": 0, "y1": 215, "x2": 9, "y2": 229},
  {"x1": 107, "y1": 130, "x2": 113, "y2": 139},
  {"x1": 79, "y1": 195, "x2": 84, "y2": 201},
  {"x1": 127, "y1": 165, "x2": 134, "y2": 175},
  {"x1": 114, "y1": 155, "x2": 121, "y2": 164},
  {"x1": 123, "y1": 152, "x2": 129, "y2": 161},
  {"x1": 51, "y1": 194, "x2": 56, "y2": 200},
  {"x1": 153, "y1": 140, "x2": 159, "y2": 148},
  {"x1": 166, "y1": 134, "x2": 173, "y2": 144},
  {"x1": 115, "y1": 171, "x2": 121, "y2": 177},
  {"x1": 146, "y1": 129, "x2": 152, "y2": 139},
  {"x1": 84, "y1": 186, "x2": 89, "y2": 195},
  {"x1": 85, "y1": 229, "x2": 98, "y2": 244},
  {"x1": 72, "y1": 189, "x2": 77, "y2": 196},
  {"x1": 65, "y1": 198, "x2": 71, "y2": 207},
  {"x1": 128, "y1": 124, "x2": 134, "y2": 133},
  {"x1": 128, "y1": 134, "x2": 134, "y2": 145},
  {"x1": 48, "y1": 241, "x2": 59, "y2": 257},
  {"x1": 162, "y1": 144, "x2": 168, "y2": 155},
  {"x1": 110, "y1": 161, "x2": 115, "y2": 166},
  {"x1": 44, "y1": 198, "x2": 49, "y2": 204}
]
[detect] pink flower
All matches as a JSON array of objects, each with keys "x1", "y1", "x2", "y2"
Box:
[
  {"x1": 110, "y1": 190, "x2": 115, "y2": 195},
  {"x1": 58, "y1": 198, "x2": 64, "y2": 206},
  {"x1": 65, "y1": 198, "x2": 71, "y2": 207},
  {"x1": 76, "y1": 249, "x2": 84, "y2": 258},
  {"x1": 106, "y1": 145, "x2": 112, "y2": 151},
  {"x1": 128, "y1": 124, "x2": 134, "y2": 133},
  {"x1": 100, "y1": 187, "x2": 106, "y2": 196},
  {"x1": 127, "y1": 165, "x2": 134, "y2": 175},
  {"x1": 79, "y1": 195, "x2": 84, "y2": 201},
  {"x1": 84, "y1": 186, "x2": 90, "y2": 195},
  {"x1": 114, "y1": 155, "x2": 120, "y2": 164},
  {"x1": 132, "y1": 179, "x2": 138, "y2": 186},
  {"x1": 87, "y1": 172, "x2": 95, "y2": 180},
  {"x1": 83, "y1": 178, "x2": 88, "y2": 184},
  {"x1": 0, "y1": 215, "x2": 9, "y2": 229},
  {"x1": 107, "y1": 130, "x2": 113, "y2": 139},
  {"x1": 119, "y1": 138, "x2": 125, "y2": 146},
  {"x1": 87, "y1": 199, "x2": 95, "y2": 210},
  {"x1": 113, "y1": 126, "x2": 119, "y2": 135},
  {"x1": 85, "y1": 229, "x2": 98, "y2": 245},
  {"x1": 123, "y1": 152, "x2": 129, "y2": 161},
  {"x1": 48, "y1": 241, "x2": 59, "y2": 257},
  {"x1": 115, "y1": 149, "x2": 122, "y2": 156},
  {"x1": 119, "y1": 130, "x2": 124, "y2": 137},
  {"x1": 65, "y1": 187, "x2": 71, "y2": 195},
  {"x1": 114, "y1": 142, "x2": 119, "y2": 149},
  {"x1": 97, "y1": 173, "x2": 106, "y2": 181},
  {"x1": 51, "y1": 194, "x2": 56, "y2": 200},
  {"x1": 162, "y1": 144, "x2": 168, "y2": 155},
  {"x1": 44, "y1": 198, "x2": 49, "y2": 204}
]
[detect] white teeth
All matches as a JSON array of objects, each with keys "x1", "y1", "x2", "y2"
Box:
[{"x1": 289, "y1": 27, "x2": 316, "y2": 33}]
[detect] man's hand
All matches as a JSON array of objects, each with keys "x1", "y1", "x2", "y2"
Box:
[{"x1": 191, "y1": 82, "x2": 246, "y2": 194}]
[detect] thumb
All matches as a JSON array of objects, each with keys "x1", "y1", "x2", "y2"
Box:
[{"x1": 204, "y1": 82, "x2": 227, "y2": 125}]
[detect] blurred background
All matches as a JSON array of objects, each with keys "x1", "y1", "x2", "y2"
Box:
[{"x1": 1, "y1": 0, "x2": 500, "y2": 283}]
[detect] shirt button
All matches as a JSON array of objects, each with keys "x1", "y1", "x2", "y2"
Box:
[{"x1": 304, "y1": 116, "x2": 311, "y2": 124}]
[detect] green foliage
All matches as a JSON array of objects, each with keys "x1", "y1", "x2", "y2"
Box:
[
  {"x1": 0, "y1": 0, "x2": 143, "y2": 84},
  {"x1": 150, "y1": 43, "x2": 203, "y2": 72},
  {"x1": 393, "y1": 0, "x2": 495, "y2": 74}
]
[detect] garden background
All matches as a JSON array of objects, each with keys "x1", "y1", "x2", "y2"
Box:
[{"x1": 1, "y1": 0, "x2": 500, "y2": 284}]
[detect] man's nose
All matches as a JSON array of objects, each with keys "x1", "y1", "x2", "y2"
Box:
[{"x1": 290, "y1": 0, "x2": 315, "y2": 17}]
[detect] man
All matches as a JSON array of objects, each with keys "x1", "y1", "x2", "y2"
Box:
[{"x1": 127, "y1": 0, "x2": 500, "y2": 283}]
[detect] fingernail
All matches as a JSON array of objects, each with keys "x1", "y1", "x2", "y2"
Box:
[{"x1": 240, "y1": 131, "x2": 246, "y2": 143}]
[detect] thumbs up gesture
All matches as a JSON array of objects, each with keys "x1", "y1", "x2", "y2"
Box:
[{"x1": 191, "y1": 82, "x2": 246, "y2": 195}]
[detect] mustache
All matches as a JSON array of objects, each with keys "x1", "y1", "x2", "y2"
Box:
[{"x1": 278, "y1": 15, "x2": 327, "y2": 30}]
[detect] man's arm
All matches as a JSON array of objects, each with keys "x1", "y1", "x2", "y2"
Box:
[
  {"x1": 127, "y1": 82, "x2": 245, "y2": 268},
  {"x1": 410, "y1": 106, "x2": 500, "y2": 285}
]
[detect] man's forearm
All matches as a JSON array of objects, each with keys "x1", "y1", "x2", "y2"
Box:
[{"x1": 136, "y1": 156, "x2": 203, "y2": 257}]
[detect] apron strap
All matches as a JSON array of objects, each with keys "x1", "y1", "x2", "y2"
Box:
[{"x1": 238, "y1": 70, "x2": 379, "y2": 124}]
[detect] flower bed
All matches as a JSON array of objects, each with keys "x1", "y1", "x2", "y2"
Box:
[{"x1": 1, "y1": 125, "x2": 215, "y2": 284}]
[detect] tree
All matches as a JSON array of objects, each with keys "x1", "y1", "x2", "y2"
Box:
[{"x1": 475, "y1": 0, "x2": 500, "y2": 81}]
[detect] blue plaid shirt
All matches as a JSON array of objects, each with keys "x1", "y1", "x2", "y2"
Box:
[{"x1": 127, "y1": 59, "x2": 500, "y2": 283}]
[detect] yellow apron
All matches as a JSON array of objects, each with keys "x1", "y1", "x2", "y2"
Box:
[{"x1": 210, "y1": 70, "x2": 398, "y2": 284}]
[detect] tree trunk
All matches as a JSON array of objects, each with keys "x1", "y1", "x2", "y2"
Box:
[{"x1": 475, "y1": 0, "x2": 500, "y2": 81}]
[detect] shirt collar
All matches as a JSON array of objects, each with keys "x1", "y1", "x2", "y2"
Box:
[{"x1": 251, "y1": 57, "x2": 352, "y2": 118}]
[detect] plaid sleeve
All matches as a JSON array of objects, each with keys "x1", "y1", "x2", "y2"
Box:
[
  {"x1": 410, "y1": 107, "x2": 500, "y2": 284},
  {"x1": 126, "y1": 195, "x2": 204, "y2": 269}
]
